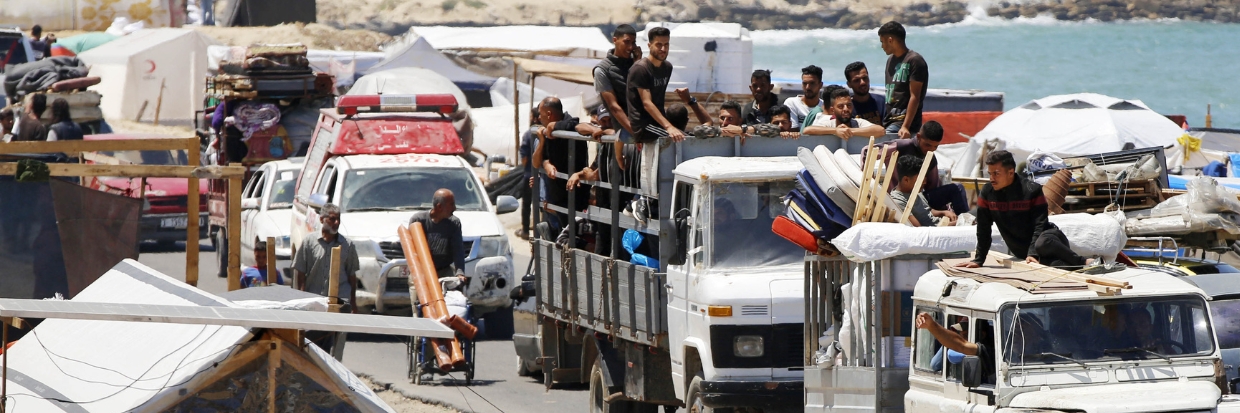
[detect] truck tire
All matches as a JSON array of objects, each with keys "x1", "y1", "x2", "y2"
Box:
[
  {"x1": 214, "y1": 229, "x2": 228, "y2": 278},
  {"x1": 517, "y1": 355, "x2": 534, "y2": 377},
  {"x1": 686, "y1": 375, "x2": 722, "y2": 413},
  {"x1": 590, "y1": 358, "x2": 634, "y2": 413}
]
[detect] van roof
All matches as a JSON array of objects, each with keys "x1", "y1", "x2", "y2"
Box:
[
  {"x1": 914, "y1": 267, "x2": 1209, "y2": 312},
  {"x1": 672, "y1": 156, "x2": 802, "y2": 183},
  {"x1": 336, "y1": 153, "x2": 467, "y2": 170}
]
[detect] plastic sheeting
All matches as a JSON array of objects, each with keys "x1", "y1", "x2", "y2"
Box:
[{"x1": 1127, "y1": 176, "x2": 1240, "y2": 235}]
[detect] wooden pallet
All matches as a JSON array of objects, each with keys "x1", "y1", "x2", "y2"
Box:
[{"x1": 1061, "y1": 179, "x2": 1163, "y2": 213}]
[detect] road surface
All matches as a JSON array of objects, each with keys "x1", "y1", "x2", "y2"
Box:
[{"x1": 137, "y1": 228, "x2": 592, "y2": 413}]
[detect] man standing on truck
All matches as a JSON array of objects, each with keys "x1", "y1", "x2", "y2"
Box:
[
  {"x1": 626, "y1": 26, "x2": 680, "y2": 223},
  {"x1": 408, "y1": 189, "x2": 469, "y2": 292},
  {"x1": 743, "y1": 69, "x2": 779, "y2": 126},
  {"x1": 594, "y1": 24, "x2": 640, "y2": 168},
  {"x1": 13, "y1": 94, "x2": 47, "y2": 142},
  {"x1": 957, "y1": 150, "x2": 1090, "y2": 268},
  {"x1": 518, "y1": 105, "x2": 540, "y2": 240},
  {"x1": 845, "y1": 61, "x2": 886, "y2": 127},
  {"x1": 783, "y1": 65, "x2": 824, "y2": 127},
  {"x1": 533, "y1": 97, "x2": 593, "y2": 229},
  {"x1": 803, "y1": 88, "x2": 885, "y2": 138},
  {"x1": 878, "y1": 21, "x2": 928, "y2": 139},
  {"x1": 46, "y1": 98, "x2": 82, "y2": 141}
]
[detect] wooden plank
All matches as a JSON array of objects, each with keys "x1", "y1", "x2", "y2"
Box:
[
  {"x1": 227, "y1": 174, "x2": 243, "y2": 291},
  {"x1": 187, "y1": 147, "x2": 201, "y2": 287},
  {"x1": 0, "y1": 163, "x2": 246, "y2": 178},
  {"x1": 266, "y1": 237, "x2": 278, "y2": 286},
  {"x1": 268, "y1": 339, "x2": 280, "y2": 413},
  {"x1": 0, "y1": 137, "x2": 198, "y2": 155},
  {"x1": 871, "y1": 156, "x2": 899, "y2": 222},
  {"x1": 853, "y1": 137, "x2": 878, "y2": 225},
  {"x1": 328, "y1": 246, "x2": 341, "y2": 312}
]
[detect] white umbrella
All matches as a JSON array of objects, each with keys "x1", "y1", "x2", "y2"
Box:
[{"x1": 973, "y1": 93, "x2": 1183, "y2": 158}]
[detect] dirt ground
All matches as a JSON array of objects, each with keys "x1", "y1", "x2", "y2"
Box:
[
  {"x1": 105, "y1": 119, "x2": 197, "y2": 137},
  {"x1": 359, "y1": 375, "x2": 461, "y2": 413}
]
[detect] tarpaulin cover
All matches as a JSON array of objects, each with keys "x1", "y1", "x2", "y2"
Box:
[
  {"x1": 0, "y1": 177, "x2": 139, "y2": 300},
  {"x1": 406, "y1": 26, "x2": 611, "y2": 57}
]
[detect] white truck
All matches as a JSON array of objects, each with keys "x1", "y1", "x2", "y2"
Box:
[
  {"x1": 289, "y1": 94, "x2": 519, "y2": 319},
  {"x1": 802, "y1": 249, "x2": 1240, "y2": 413},
  {"x1": 513, "y1": 131, "x2": 845, "y2": 412}
]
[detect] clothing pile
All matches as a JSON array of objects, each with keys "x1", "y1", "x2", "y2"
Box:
[{"x1": 227, "y1": 101, "x2": 282, "y2": 140}]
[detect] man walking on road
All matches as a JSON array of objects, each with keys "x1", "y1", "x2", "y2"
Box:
[
  {"x1": 878, "y1": 21, "x2": 929, "y2": 139},
  {"x1": 292, "y1": 203, "x2": 359, "y2": 360},
  {"x1": 408, "y1": 189, "x2": 469, "y2": 295}
]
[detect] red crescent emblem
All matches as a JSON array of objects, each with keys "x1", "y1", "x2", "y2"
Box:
[{"x1": 145, "y1": 59, "x2": 156, "y2": 74}]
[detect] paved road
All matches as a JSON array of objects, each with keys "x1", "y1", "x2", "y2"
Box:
[{"x1": 137, "y1": 232, "x2": 592, "y2": 413}]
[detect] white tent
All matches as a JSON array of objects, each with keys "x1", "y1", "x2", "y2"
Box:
[
  {"x1": 406, "y1": 25, "x2": 611, "y2": 58},
  {"x1": 79, "y1": 28, "x2": 219, "y2": 123},
  {"x1": 956, "y1": 93, "x2": 1185, "y2": 175},
  {"x1": 366, "y1": 36, "x2": 494, "y2": 83},
  {"x1": 639, "y1": 22, "x2": 753, "y2": 94},
  {"x1": 470, "y1": 97, "x2": 586, "y2": 160}
]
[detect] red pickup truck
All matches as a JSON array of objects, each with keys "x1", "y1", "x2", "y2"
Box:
[{"x1": 83, "y1": 134, "x2": 208, "y2": 246}]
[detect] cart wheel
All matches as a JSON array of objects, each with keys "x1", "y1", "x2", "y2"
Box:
[
  {"x1": 407, "y1": 337, "x2": 417, "y2": 381},
  {"x1": 465, "y1": 363, "x2": 474, "y2": 386}
]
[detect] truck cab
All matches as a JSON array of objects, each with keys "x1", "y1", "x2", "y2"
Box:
[
  {"x1": 290, "y1": 93, "x2": 521, "y2": 315},
  {"x1": 666, "y1": 157, "x2": 808, "y2": 411}
]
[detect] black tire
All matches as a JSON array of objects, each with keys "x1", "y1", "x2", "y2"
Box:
[
  {"x1": 590, "y1": 358, "x2": 647, "y2": 413},
  {"x1": 685, "y1": 375, "x2": 710, "y2": 413},
  {"x1": 483, "y1": 305, "x2": 515, "y2": 340},
  {"x1": 517, "y1": 355, "x2": 533, "y2": 377},
  {"x1": 214, "y1": 229, "x2": 228, "y2": 278}
]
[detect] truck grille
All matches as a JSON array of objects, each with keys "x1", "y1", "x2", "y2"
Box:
[
  {"x1": 385, "y1": 276, "x2": 409, "y2": 292},
  {"x1": 740, "y1": 305, "x2": 769, "y2": 316},
  {"x1": 773, "y1": 324, "x2": 804, "y2": 368},
  {"x1": 379, "y1": 241, "x2": 474, "y2": 260},
  {"x1": 710, "y1": 323, "x2": 805, "y2": 369}
]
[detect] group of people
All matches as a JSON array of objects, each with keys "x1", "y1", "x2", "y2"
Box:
[{"x1": 1, "y1": 94, "x2": 84, "y2": 142}]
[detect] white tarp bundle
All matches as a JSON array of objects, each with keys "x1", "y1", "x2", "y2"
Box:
[
  {"x1": 1, "y1": 259, "x2": 394, "y2": 412},
  {"x1": 406, "y1": 25, "x2": 611, "y2": 58},
  {"x1": 958, "y1": 93, "x2": 1186, "y2": 176},
  {"x1": 832, "y1": 212, "x2": 1126, "y2": 263},
  {"x1": 79, "y1": 28, "x2": 219, "y2": 122}
]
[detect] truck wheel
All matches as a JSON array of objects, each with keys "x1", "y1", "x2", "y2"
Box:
[
  {"x1": 517, "y1": 355, "x2": 533, "y2": 377},
  {"x1": 685, "y1": 375, "x2": 712, "y2": 413},
  {"x1": 484, "y1": 305, "x2": 515, "y2": 340},
  {"x1": 590, "y1": 358, "x2": 633, "y2": 413},
  {"x1": 214, "y1": 230, "x2": 228, "y2": 278}
]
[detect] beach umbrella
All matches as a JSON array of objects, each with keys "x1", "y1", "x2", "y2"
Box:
[{"x1": 972, "y1": 92, "x2": 1183, "y2": 157}]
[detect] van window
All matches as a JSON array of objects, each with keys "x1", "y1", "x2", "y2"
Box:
[
  {"x1": 317, "y1": 165, "x2": 337, "y2": 202},
  {"x1": 913, "y1": 308, "x2": 943, "y2": 376},
  {"x1": 973, "y1": 318, "x2": 996, "y2": 386}
]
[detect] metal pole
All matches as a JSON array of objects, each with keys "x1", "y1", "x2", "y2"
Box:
[
  {"x1": 513, "y1": 60, "x2": 521, "y2": 162},
  {"x1": 2, "y1": 320, "x2": 7, "y2": 413}
]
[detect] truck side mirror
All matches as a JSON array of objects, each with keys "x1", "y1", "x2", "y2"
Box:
[
  {"x1": 241, "y1": 198, "x2": 260, "y2": 210},
  {"x1": 667, "y1": 208, "x2": 691, "y2": 266},
  {"x1": 307, "y1": 193, "x2": 328, "y2": 210},
  {"x1": 495, "y1": 195, "x2": 519, "y2": 214},
  {"x1": 961, "y1": 355, "x2": 982, "y2": 388}
]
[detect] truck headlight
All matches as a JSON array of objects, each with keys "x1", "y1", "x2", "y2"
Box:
[
  {"x1": 477, "y1": 235, "x2": 510, "y2": 258},
  {"x1": 734, "y1": 335, "x2": 764, "y2": 358},
  {"x1": 276, "y1": 235, "x2": 291, "y2": 250}
]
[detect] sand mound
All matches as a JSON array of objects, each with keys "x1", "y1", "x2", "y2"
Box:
[{"x1": 194, "y1": 23, "x2": 392, "y2": 51}]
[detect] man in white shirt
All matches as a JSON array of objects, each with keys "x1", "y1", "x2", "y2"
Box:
[
  {"x1": 803, "y1": 88, "x2": 886, "y2": 139},
  {"x1": 782, "y1": 65, "x2": 824, "y2": 126}
]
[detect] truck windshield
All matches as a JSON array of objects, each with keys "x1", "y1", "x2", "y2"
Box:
[
  {"x1": 268, "y1": 178, "x2": 296, "y2": 209},
  {"x1": 710, "y1": 180, "x2": 802, "y2": 268},
  {"x1": 999, "y1": 296, "x2": 1214, "y2": 366},
  {"x1": 340, "y1": 168, "x2": 485, "y2": 212}
]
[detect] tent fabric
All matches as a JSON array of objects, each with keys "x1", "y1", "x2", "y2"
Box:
[
  {"x1": 1, "y1": 259, "x2": 396, "y2": 413},
  {"x1": 407, "y1": 25, "x2": 611, "y2": 57},
  {"x1": 79, "y1": 28, "x2": 220, "y2": 122},
  {"x1": 58, "y1": 32, "x2": 120, "y2": 54},
  {"x1": 512, "y1": 57, "x2": 594, "y2": 85},
  {"x1": 972, "y1": 93, "x2": 1184, "y2": 159},
  {"x1": 366, "y1": 37, "x2": 493, "y2": 83},
  {"x1": 469, "y1": 97, "x2": 585, "y2": 159}
]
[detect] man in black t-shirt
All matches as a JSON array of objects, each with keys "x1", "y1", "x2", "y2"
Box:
[
  {"x1": 626, "y1": 26, "x2": 683, "y2": 144},
  {"x1": 878, "y1": 21, "x2": 929, "y2": 139},
  {"x1": 533, "y1": 97, "x2": 593, "y2": 228},
  {"x1": 743, "y1": 69, "x2": 780, "y2": 126}
]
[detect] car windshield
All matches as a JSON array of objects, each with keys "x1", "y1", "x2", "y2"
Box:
[
  {"x1": 1000, "y1": 296, "x2": 1214, "y2": 366},
  {"x1": 267, "y1": 177, "x2": 296, "y2": 209},
  {"x1": 709, "y1": 180, "x2": 802, "y2": 268},
  {"x1": 340, "y1": 167, "x2": 485, "y2": 212},
  {"x1": 1211, "y1": 298, "x2": 1240, "y2": 349}
]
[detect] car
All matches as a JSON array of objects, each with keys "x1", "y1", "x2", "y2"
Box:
[
  {"x1": 289, "y1": 152, "x2": 519, "y2": 316},
  {"x1": 83, "y1": 133, "x2": 208, "y2": 246},
  {"x1": 237, "y1": 157, "x2": 304, "y2": 280},
  {"x1": 1179, "y1": 272, "x2": 1240, "y2": 393}
]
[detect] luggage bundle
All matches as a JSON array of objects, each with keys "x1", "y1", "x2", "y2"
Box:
[
  {"x1": 209, "y1": 44, "x2": 332, "y2": 100},
  {"x1": 775, "y1": 145, "x2": 903, "y2": 255}
]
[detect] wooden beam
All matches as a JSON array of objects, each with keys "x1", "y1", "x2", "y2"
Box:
[
  {"x1": 853, "y1": 137, "x2": 878, "y2": 225},
  {"x1": 227, "y1": 173, "x2": 243, "y2": 291},
  {"x1": 0, "y1": 163, "x2": 245, "y2": 179},
  {"x1": 278, "y1": 343, "x2": 356, "y2": 404},
  {"x1": 186, "y1": 148, "x2": 201, "y2": 287},
  {"x1": 0, "y1": 137, "x2": 198, "y2": 155},
  {"x1": 0, "y1": 317, "x2": 24, "y2": 329},
  {"x1": 266, "y1": 236, "x2": 278, "y2": 286},
  {"x1": 328, "y1": 246, "x2": 341, "y2": 313},
  {"x1": 268, "y1": 339, "x2": 280, "y2": 413}
]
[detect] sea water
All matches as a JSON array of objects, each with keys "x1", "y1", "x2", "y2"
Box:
[{"x1": 752, "y1": 9, "x2": 1240, "y2": 128}]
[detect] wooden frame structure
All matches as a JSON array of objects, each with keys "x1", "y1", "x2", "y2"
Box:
[{"x1": 0, "y1": 138, "x2": 246, "y2": 289}]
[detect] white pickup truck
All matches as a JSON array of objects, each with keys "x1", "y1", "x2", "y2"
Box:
[
  {"x1": 289, "y1": 152, "x2": 518, "y2": 316},
  {"x1": 803, "y1": 250, "x2": 1240, "y2": 413}
]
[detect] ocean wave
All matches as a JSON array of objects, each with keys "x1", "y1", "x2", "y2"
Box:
[{"x1": 749, "y1": 27, "x2": 876, "y2": 46}]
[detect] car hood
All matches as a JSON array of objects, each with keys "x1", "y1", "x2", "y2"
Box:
[
  {"x1": 338, "y1": 210, "x2": 502, "y2": 241},
  {"x1": 1008, "y1": 381, "x2": 1221, "y2": 413},
  {"x1": 262, "y1": 208, "x2": 293, "y2": 238}
]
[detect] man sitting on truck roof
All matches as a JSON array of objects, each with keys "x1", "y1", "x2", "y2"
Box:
[
  {"x1": 956, "y1": 150, "x2": 1091, "y2": 269},
  {"x1": 409, "y1": 189, "x2": 469, "y2": 291}
]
